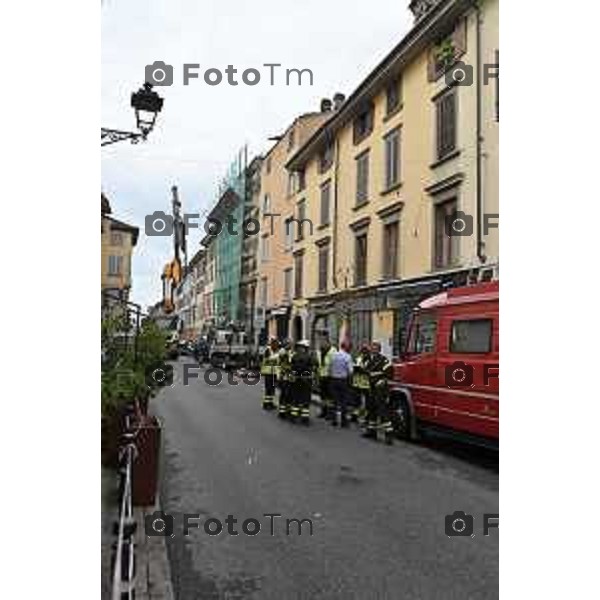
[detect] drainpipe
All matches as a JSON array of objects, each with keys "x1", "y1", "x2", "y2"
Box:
[
  {"x1": 332, "y1": 136, "x2": 340, "y2": 288},
  {"x1": 475, "y1": 1, "x2": 486, "y2": 263}
]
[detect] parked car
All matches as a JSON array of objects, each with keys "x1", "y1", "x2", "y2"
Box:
[
  {"x1": 178, "y1": 340, "x2": 195, "y2": 356},
  {"x1": 389, "y1": 280, "x2": 499, "y2": 449}
]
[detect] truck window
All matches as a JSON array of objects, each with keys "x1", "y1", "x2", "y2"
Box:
[
  {"x1": 450, "y1": 319, "x2": 493, "y2": 353},
  {"x1": 408, "y1": 313, "x2": 437, "y2": 354}
]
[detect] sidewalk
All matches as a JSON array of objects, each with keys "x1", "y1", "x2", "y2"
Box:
[
  {"x1": 101, "y1": 467, "x2": 119, "y2": 600},
  {"x1": 101, "y1": 467, "x2": 174, "y2": 600}
]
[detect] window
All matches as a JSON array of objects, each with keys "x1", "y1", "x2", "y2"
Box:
[
  {"x1": 350, "y1": 311, "x2": 373, "y2": 346},
  {"x1": 320, "y1": 181, "x2": 331, "y2": 226},
  {"x1": 428, "y1": 22, "x2": 467, "y2": 82},
  {"x1": 318, "y1": 245, "x2": 329, "y2": 293},
  {"x1": 384, "y1": 128, "x2": 401, "y2": 189},
  {"x1": 353, "y1": 104, "x2": 374, "y2": 144},
  {"x1": 110, "y1": 232, "x2": 123, "y2": 246},
  {"x1": 284, "y1": 217, "x2": 293, "y2": 251},
  {"x1": 287, "y1": 172, "x2": 296, "y2": 197},
  {"x1": 295, "y1": 199, "x2": 309, "y2": 241},
  {"x1": 288, "y1": 128, "x2": 295, "y2": 151},
  {"x1": 386, "y1": 76, "x2": 402, "y2": 115},
  {"x1": 355, "y1": 151, "x2": 370, "y2": 206},
  {"x1": 382, "y1": 221, "x2": 399, "y2": 279},
  {"x1": 319, "y1": 143, "x2": 334, "y2": 173},
  {"x1": 283, "y1": 268, "x2": 293, "y2": 301},
  {"x1": 435, "y1": 89, "x2": 457, "y2": 160},
  {"x1": 260, "y1": 278, "x2": 268, "y2": 307},
  {"x1": 354, "y1": 232, "x2": 368, "y2": 286},
  {"x1": 108, "y1": 255, "x2": 123, "y2": 276},
  {"x1": 262, "y1": 193, "x2": 271, "y2": 214},
  {"x1": 298, "y1": 169, "x2": 306, "y2": 192},
  {"x1": 265, "y1": 157, "x2": 272, "y2": 174},
  {"x1": 294, "y1": 254, "x2": 304, "y2": 298},
  {"x1": 434, "y1": 199, "x2": 459, "y2": 269},
  {"x1": 261, "y1": 236, "x2": 270, "y2": 261},
  {"x1": 408, "y1": 313, "x2": 437, "y2": 354},
  {"x1": 450, "y1": 319, "x2": 493, "y2": 353}
]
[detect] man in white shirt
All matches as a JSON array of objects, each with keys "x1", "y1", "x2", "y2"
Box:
[{"x1": 329, "y1": 341, "x2": 354, "y2": 427}]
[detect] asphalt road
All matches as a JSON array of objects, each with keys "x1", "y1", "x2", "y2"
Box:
[{"x1": 150, "y1": 359, "x2": 498, "y2": 600}]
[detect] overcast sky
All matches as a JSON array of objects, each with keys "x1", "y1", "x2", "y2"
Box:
[{"x1": 102, "y1": 0, "x2": 414, "y2": 309}]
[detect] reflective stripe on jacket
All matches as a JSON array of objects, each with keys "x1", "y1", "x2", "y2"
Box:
[
  {"x1": 260, "y1": 348, "x2": 279, "y2": 375},
  {"x1": 352, "y1": 354, "x2": 371, "y2": 389},
  {"x1": 278, "y1": 349, "x2": 294, "y2": 381},
  {"x1": 317, "y1": 347, "x2": 336, "y2": 378}
]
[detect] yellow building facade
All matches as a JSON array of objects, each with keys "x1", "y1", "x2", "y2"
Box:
[
  {"x1": 285, "y1": 0, "x2": 499, "y2": 355},
  {"x1": 258, "y1": 110, "x2": 330, "y2": 341},
  {"x1": 101, "y1": 193, "x2": 139, "y2": 300}
]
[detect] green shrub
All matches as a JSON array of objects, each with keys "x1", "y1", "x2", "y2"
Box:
[{"x1": 101, "y1": 317, "x2": 168, "y2": 417}]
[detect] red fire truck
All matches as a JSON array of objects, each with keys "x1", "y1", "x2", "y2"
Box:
[{"x1": 390, "y1": 280, "x2": 499, "y2": 449}]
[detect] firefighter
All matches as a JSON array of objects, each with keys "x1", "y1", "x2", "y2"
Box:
[
  {"x1": 351, "y1": 341, "x2": 371, "y2": 424},
  {"x1": 362, "y1": 341, "x2": 393, "y2": 443},
  {"x1": 260, "y1": 337, "x2": 279, "y2": 410},
  {"x1": 277, "y1": 339, "x2": 294, "y2": 419},
  {"x1": 290, "y1": 340, "x2": 316, "y2": 424},
  {"x1": 317, "y1": 338, "x2": 337, "y2": 420}
]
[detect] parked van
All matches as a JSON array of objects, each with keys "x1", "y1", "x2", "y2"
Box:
[{"x1": 390, "y1": 280, "x2": 499, "y2": 449}]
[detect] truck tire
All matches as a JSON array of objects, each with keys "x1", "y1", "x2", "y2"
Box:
[{"x1": 391, "y1": 393, "x2": 412, "y2": 441}]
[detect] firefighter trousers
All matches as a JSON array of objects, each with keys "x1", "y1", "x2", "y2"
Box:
[
  {"x1": 318, "y1": 376, "x2": 333, "y2": 417},
  {"x1": 262, "y1": 374, "x2": 276, "y2": 408},
  {"x1": 290, "y1": 379, "x2": 311, "y2": 420},
  {"x1": 278, "y1": 379, "x2": 291, "y2": 415}
]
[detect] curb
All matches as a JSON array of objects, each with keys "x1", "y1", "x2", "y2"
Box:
[{"x1": 134, "y1": 506, "x2": 175, "y2": 600}]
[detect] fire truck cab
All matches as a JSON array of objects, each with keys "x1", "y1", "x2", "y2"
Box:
[{"x1": 390, "y1": 280, "x2": 499, "y2": 449}]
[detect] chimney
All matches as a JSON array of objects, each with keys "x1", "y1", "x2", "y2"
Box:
[
  {"x1": 320, "y1": 98, "x2": 333, "y2": 112},
  {"x1": 333, "y1": 93, "x2": 346, "y2": 111},
  {"x1": 409, "y1": 0, "x2": 442, "y2": 23}
]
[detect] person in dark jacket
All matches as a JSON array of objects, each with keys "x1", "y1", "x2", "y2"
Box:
[
  {"x1": 290, "y1": 340, "x2": 316, "y2": 424},
  {"x1": 277, "y1": 339, "x2": 294, "y2": 419},
  {"x1": 362, "y1": 341, "x2": 393, "y2": 443}
]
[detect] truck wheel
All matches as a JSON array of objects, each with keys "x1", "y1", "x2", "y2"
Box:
[{"x1": 393, "y1": 395, "x2": 412, "y2": 441}]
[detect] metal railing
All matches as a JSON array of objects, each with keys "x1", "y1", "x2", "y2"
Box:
[{"x1": 112, "y1": 421, "x2": 138, "y2": 600}]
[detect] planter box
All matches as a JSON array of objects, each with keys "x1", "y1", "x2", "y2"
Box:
[{"x1": 131, "y1": 416, "x2": 162, "y2": 506}]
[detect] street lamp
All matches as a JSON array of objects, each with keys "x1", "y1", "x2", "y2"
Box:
[
  {"x1": 101, "y1": 83, "x2": 164, "y2": 147},
  {"x1": 131, "y1": 83, "x2": 164, "y2": 136}
]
